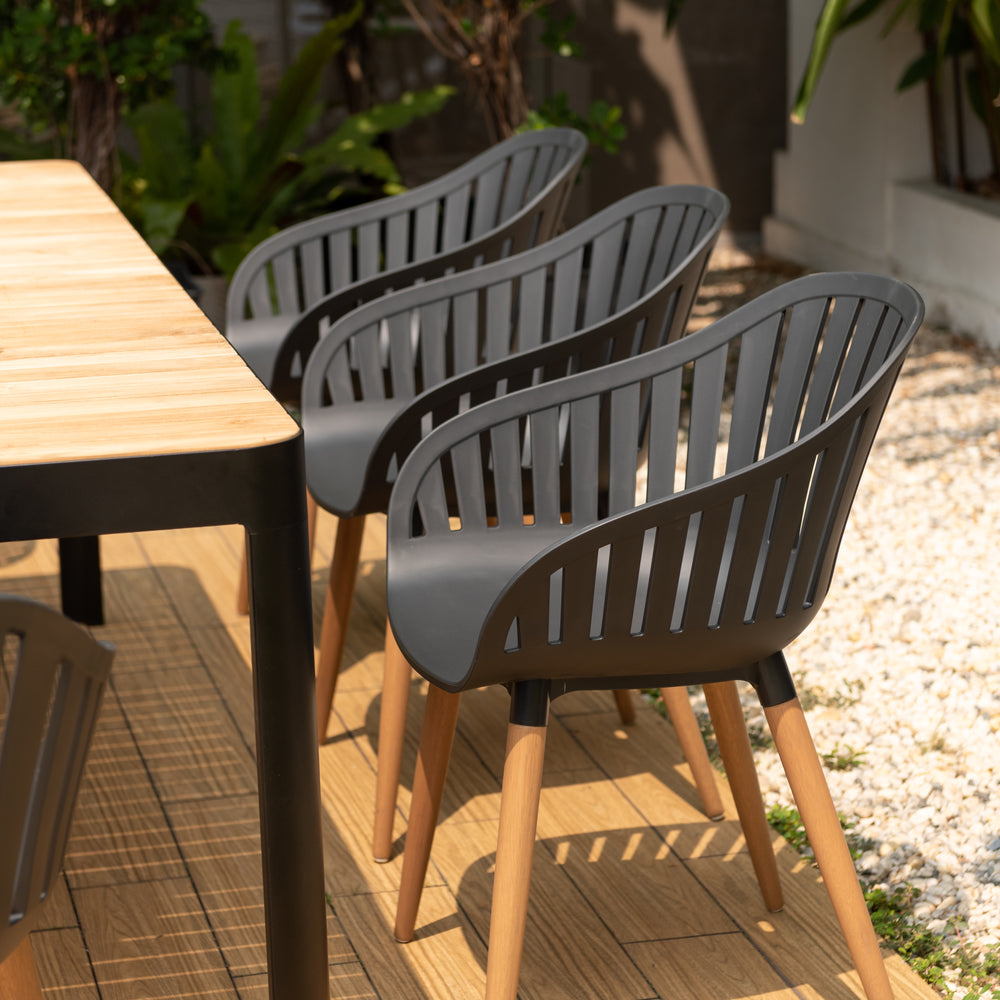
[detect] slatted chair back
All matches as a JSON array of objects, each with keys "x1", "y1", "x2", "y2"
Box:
[
  {"x1": 0, "y1": 597, "x2": 113, "y2": 966},
  {"x1": 302, "y1": 185, "x2": 729, "y2": 518},
  {"x1": 386, "y1": 272, "x2": 924, "y2": 695},
  {"x1": 227, "y1": 128, "x2": 588, "y2": 400}
]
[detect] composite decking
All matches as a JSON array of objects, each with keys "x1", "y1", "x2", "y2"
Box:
[{"x1": 0, "y1": 508, "x2": 938, "y2": 1000}]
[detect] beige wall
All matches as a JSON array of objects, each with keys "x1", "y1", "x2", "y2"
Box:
[{"x1": 555, "y1": 0, "x2": 787, "y2": 236}]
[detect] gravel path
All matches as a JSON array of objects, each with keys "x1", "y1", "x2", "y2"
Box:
[{"x1": 694, "y1": 246, "x2": 1000, "y2": 988}]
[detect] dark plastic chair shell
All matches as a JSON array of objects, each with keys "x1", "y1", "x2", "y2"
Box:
[
  {"x1": 385, "y1": 272, "x2": 924, "y2": 696},
  {"x1": 225, "y1": 128, "x2": 588, "y2": 402},
  {"x1": 0, "y1": 596, "x2": 113, "y2": 966},
  {"x1": 302, "y1": 184, "x2": 730, "y2": 521}
]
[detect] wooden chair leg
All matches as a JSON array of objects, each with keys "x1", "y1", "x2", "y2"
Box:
[
  {"x1": 315, "y1": 514, "x2": 366, "y2": 743},
  {"x1": 373, "y1": 623, "x2": 413, "y2": 862},
  {"x1": 394, "y1": 685, "x2": 462, "y2": 942},
  {"x1": 237, "y1": 490, "x2": 318, "y2": 615},
  {"x1": 611, "y1": 689, "x2": 635, "y2": 725},
  {"x1": 703, "y1": 681, "x2": 783, "y2": 912},
  {"x1": 660, "y1": 686, "x2": 724, "y2": 821},
  {"x1": 765, "y1": 697, "x2": 893, "y2": 1000},
  {"x1": 485, "y1": 720, "x2": 547, "y2": 1000},
  {"x1": 0, "y1": 936, "x2": 44, "y2": 1000}
]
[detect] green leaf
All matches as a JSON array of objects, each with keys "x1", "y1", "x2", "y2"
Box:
[
  {"x1": 842, "y1": 0, "x2": 888, "y2": 29},
  {"x1": 251, "y1": 6, "x2": 361, "y2": 184},
  {"x1": 970, "y1": 0, "x2": 1000, "y2": 65},
  {"x1": 137, "y1": 194, "x2": 191, "y2": 255},
  {"x1": 126, "y1": 99, "x2": 193, "y2": 198},
  {"x1": 210, "y1": 22, "x2": 260, "y2": 192},
  {"x1": 897, "y1": 48, "x2": 938, "y2": 89},
  {"x1": 327, "y1": 85, "x2": 455, "y2": 143},
  {"x1": 792, "y1": 0, "x2": 852, "y2": 123}
]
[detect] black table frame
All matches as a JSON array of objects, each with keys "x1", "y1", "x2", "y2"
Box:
[{"x1": 0, "y1": 432, "x2": 328, "y2": 1000}]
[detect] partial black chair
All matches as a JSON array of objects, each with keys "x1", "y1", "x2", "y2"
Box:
[
  {"x1": 385, "y1": 272, "x2": 924, "y2": 1000},
  {"x1": 226, "y1": 127, "x2": 588, "y2": 405},
  {"x1": 0, "y1": 596, "x2": 113, "y2": 1000},
  {"x1": 228, "y1": 127, "x2": 587, "y2": 613},
  {"x1": 300, "y1": 185, "x2": 730, "y2": 860}
]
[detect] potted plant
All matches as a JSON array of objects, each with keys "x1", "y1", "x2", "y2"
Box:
[
  {"x1": 794, "y1": 0, "x2": 1000, "y2": 193},
  {"x1": 119, "y1": 11, "x2": 452, "y2": 323}
]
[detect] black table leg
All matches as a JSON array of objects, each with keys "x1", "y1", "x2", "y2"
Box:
[
  {"x1": 58, "y1": 536, "x2": 104, "y2": 625},
  {"x1": 245, "y1": 515, "x2": 328, "y2": 1000}
]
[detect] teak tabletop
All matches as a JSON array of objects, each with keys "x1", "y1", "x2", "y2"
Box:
[
  {"x1": 0, "y1": 159, "x2": 298, "y2": 465},
  {"x1": 0, "y1": 159, "x2": 328, "y2": 1000}
]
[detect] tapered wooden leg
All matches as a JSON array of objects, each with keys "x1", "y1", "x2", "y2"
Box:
[
  {"x1": 238, "y1": 491, "x2": 318, "y2": 614},
  {"x1": 394, "y1": 685, "x2": 462, "y2": 941},
  {"x1": 485, "y1": 721, "x2": 547, "y2": 1000},
  {"x1": 703, "y1": 681, "x2": 783, "y2": 912},
  {"x1": 0, "y1": 937, "x2": 44, "y2": 1000},
  {"x1": 373, "y1": 624, "x2": 413, "y2": 862},
  {"x1": 315, "y1": 514, "x2": 366, "y2": 743},
  {"x1": 660, "y1": 686, "x2": 725, "y2": 821},
  {"x1": 611, "y1": 689, "x2": 636, "y2": 725},
  {"x1": 765, "y1": 698, "x2": 893, "y2": 1000}
]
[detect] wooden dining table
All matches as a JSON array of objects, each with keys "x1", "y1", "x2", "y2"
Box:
[{"x1": 0, "y1": 159, "x2": 327, "y2": 999}]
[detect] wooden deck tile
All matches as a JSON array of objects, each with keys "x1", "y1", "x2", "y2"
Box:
[
  {"x1": 0, "y1": 514, "x2": 940, "y2": 1000},
  {"x1": 165, "y1": 795, "x2": 356, "y2": 976},
  {"x1": 111, "y1": 665, "x2": 257, "y2": 801},
  {"x1": 135, "y1": 526, "x2": 245, "y2": 627},
  {"x1": 233, "y1": 963, "x2": 376, "y2": 1000},
  {"x1": 335, "y1": 886, "x2": 488, "y2": 1000},
  {"x1": 425, "y1": 820, "x2": 655, "y2": 1000},
  {"x1": 66, "y1": 719, "x2": 186, "y2": 888},
  {"x1": 627, "y1": 934, "x2": 799, "y2": 1000},
  {"x1": 687, "y1": 853, "x2": 935, "y2": 1000},
  {"x1": 73, "y1": 878, "x2": 238, "y2": 1000},
  {"x1": 187, "y1": 622, "x2": 256, "y2": 749},
  {"x1": 319, "y1": 736, "x2": 410, "y2": 897},
  {"x1": 33, "y1": 927, "x2": 100, "y2": 1000}
]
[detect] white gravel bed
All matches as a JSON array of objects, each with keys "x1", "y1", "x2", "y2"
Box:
[{"x1": 726, "y1": 322, "x2": 1000, "y2": 973}]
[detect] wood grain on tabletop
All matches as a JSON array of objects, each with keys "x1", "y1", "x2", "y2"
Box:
[{"x1": 0, "y1": 159, "x2": 297, "y2": 465}]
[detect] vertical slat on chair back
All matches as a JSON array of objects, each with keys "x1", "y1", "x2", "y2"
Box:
[
  {"x1": 0, "y1": 599, "x2": 112, "y2": 963},
  {"x1": 398, "y1": 276, "x2": 921, "y2": 688}
]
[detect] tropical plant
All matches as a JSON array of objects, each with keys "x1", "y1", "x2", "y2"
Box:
[
  {"x1": 793, "y1": 0, "x2": 1000, "y2": 191},
  {"x1": 0, "y1": 0, "x2": 221, "y2": 191},
  {"x1": 121, "y1": 13, "x2": 453, "y2": 278}
]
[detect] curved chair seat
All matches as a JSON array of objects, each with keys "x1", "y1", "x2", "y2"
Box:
[
  {"x1": 226, "y1": 127, "x2": 588, "y2": 404},
  {"x1": 301, "y1": 184, "x2": 731, "y2": 860},
  {"x1": 0, "y1": 596, "x2": 114, "y2": 1000},
  {"x1": 385, "y1": 271, "x2": 924, "y2": 1000}
]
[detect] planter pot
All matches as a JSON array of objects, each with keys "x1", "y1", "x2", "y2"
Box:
[
  {"x1": 888, "y1": 181, "x2": 1000, "y2": 351},
  {"x1": 192, "y1": 274, "x2": 229, "y2": 332}
]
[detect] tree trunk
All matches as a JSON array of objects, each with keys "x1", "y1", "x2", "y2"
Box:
[{"x1": 67, "y1": 73, "x2": 121, "y2": 193}]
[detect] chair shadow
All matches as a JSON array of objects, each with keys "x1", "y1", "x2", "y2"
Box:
[{"x1": 0, "y1": 551, "x2": 457, "y2": 1000}]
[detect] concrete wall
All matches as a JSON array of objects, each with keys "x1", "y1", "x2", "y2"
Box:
[
  {"x1": 763, "y1": 0, "x2": 1000, "y2": 348},
  {"x1": 553, "y1": 0, "x2": 788, "y2": 236}
]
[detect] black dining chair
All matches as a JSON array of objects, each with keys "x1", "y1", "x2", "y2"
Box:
[
  {"x1": 228, "y1": 127, "x2": 587, "y2": 613},
  {"x1": 0, "y1": 596, "x2": 113, "y2": 1000},
  {"x1": 384, "y1": 272, "x2": 923, "y2": 1000},
  {"x1": 300, "y1": 185, "x2": 731, "y2": 861},
  {"x1": 226, "y1": 127, "x2": 588, "y2": 405}
]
